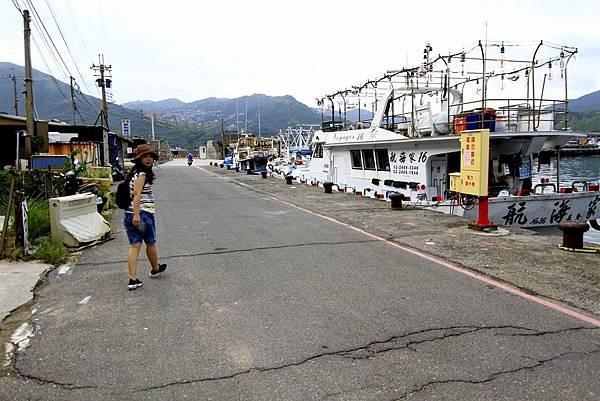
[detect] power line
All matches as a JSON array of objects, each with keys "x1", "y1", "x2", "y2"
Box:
[
  {"x1": 96, "y1": 0, "x2": 109, "y2": 54},
  {"x1": 31, "y1": 36, "x2": 69, "y2": 100},
  {"x1": 43, "y1": 0, "x2": 93, "y2": 96},
  {"x1": 24, "y1": 0, "x2": 74, "y2": 81},
  {"x1": 12, "y1": 0, "x2": 23, "y2": 13},
  {"x1": 63, "y1": 0, "x2": 99, "y2": 98},
  {"x1": 25, "y1": 4, "x2": 71, "y2": 81}
]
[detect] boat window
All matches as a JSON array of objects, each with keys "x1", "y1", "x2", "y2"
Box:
[
  {"x1": 375, "y1": 149, "x2": 390, "y2": 171},
  {"x1": 362, "y1": 149, "x2": 376, "y2": 170},
  {"x1": 350, "y1": 150, "x2": 362, "y2": 169},
  {"x1": 313, "y1": 144, "x2": 323, "y2": 158}
]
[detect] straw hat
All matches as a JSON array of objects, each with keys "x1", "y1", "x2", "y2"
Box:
[{"x1": 133, "y1": 144, "x2": 159, "y2": 161}]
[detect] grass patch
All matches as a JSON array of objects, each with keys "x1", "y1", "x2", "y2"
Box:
[
  {"x1": 33, "y1": 237, "x2": 70, "y2": 266},
  {"x1": 26, "y1": 198, "x2": 51, "y2": 240}
]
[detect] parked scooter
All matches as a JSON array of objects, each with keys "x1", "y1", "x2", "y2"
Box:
[
  {"x1": 61, "y1": 161, "x2": 104, "y2": 212},
  {"x1": 63, "y1": 170, "x2": 99, "y2": 196},
  {"x1": 111, "y1": 157, "x2": 125, "y2": 181}
]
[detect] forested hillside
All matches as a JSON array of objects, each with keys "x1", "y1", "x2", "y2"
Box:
[{"x1": 0, "y1": 62, "x2": 321, "y2": 148}]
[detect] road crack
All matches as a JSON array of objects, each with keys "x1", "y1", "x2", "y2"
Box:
[
  {"x1": 76, "y1": 239, "x2": 379, "y2": 266},
  {"x1": 393, "y1": 348, "x2": 600, "y2": 400},
  {"x1": 137, "y1": 324, "x2": 586, "y2": 393},
  {"x1": 12, "y1": 368, "x2": 97, "y2": 390}
]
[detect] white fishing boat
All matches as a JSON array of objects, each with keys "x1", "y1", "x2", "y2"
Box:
[{"x1": 298, "y1": 40, "x2": 600, "y2": 228}]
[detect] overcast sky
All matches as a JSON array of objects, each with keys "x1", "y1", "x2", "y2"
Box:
[{"x1": 1, "y1": 0, "x2": 600, "y2": 107}]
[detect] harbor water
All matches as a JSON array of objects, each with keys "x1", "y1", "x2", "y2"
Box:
[{"x1": 532, "y1": 155, "x2": 600, "y2": 244}]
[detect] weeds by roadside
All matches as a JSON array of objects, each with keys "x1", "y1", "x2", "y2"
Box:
[
  {"x1": 26, "y1": 198, "x2": 51, "y2": 240},
  {"x1": 32, "y1": 237, "x2": 70, "y2": 266}
]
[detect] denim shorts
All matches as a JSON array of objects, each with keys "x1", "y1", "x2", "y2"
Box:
[{"x1": 123, "y1": 211, "x2": 157, "y2": 245}]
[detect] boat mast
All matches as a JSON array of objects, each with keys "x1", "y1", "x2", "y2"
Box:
[
  {"x1": 478, "y1": 40, "x2": 486, "y2": 128},
  {"x1": 531, "y1": 40, "x2": 543, "y2": 131},
  {"x1": 235, "y1": 98, "x2": 239, "y2": 133}
]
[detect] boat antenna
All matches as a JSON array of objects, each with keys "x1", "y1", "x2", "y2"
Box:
[{"x1": 484, "y1": 19, "x2": 488, "y2": 99}]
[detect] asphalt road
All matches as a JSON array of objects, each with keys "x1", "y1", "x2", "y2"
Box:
[{"x1": 1, "y1": 162, "x2": 599, "y2": 400}]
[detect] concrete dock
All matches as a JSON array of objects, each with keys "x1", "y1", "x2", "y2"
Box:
[{"x1": 198, "y1": 159, "x2": 600, "y2": 318}]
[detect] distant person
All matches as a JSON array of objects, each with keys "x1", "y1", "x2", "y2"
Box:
[
  {"x1": 187, "y1": 152, "x2": 193, "y2": 166},
  {"x1": 123, "y1": 144, "x2": 167, "y2": 290}
]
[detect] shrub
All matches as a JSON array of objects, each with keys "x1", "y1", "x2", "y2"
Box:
[
  {"x1": 26, "y1": 198, "x2": 51, "y2": 240},
  {"x1": 33, "y1": 237, "x2": 70, "y2": 266},
  {"x1": 82, "y1": 169, "x2": 111, "y2": 179}
]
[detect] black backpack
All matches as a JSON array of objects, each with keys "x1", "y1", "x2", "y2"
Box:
[{"x1": 115, "y1": 175, "x2": 133, "y2": 209}]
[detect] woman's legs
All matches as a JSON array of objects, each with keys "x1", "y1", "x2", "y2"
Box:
[
  {"x1": 146, "y1": 243, "x2": 158, "y2": 271},
  {"x1": 128, "y1": 244, "x2": 142, "y2": 279}
]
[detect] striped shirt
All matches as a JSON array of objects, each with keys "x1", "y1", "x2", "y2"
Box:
[{"x1": 125, "y1": 171, "x2": 155, "y2": 214}]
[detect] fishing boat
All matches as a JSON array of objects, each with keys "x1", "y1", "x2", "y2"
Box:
[
  {"x1": 227, "y1": 134, "x2": 279, "y2": 173},
  {"x1": 297, "y1": 40, "x2": 600, "y2": 228}
]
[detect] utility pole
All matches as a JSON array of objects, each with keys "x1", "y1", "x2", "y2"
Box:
[
  {"x1": 10, "y1": 75, "x2": 20, "y2": 116},
  {"x1": 23, "y1": 9, "x2": 34, "y2": 159},
  {"x1": 92, "y1": 55, "x2": 111, "y2": 127},
  {"x1": 220, "y1": 117, "x2": 225, "y2": 158},
  {"x1": 91, "y1": 55, "x2": 112, "y2": 166},
  {"x1": 258, "y1": 96, "x2": 261, "y2": 137},
  {"x1": 70, "y1": 76, "x2": 77, "y2": 125},
  {"x1": 244, "y1": 96, "x2": 248, "y2": 133},
  {"x1": 235, "y1": 98, "x2": 239, "y2": 133},
  {"x1": 151, "y1": 112, "x2": 155, "y2": 141},
  {"x1": 15, "y1": 9, "x2": 36, "y2": 252}
]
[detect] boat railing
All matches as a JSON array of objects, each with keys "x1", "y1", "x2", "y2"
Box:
[
  {"x1": 454, "y1": 98, "x2": 569, "y2": 134},
  {"x1": 332, "y1": 97, "x2": 569, "y2": 136},
  {"x1": 533, "y1": 182, "x2": 557, "y2": 194}
]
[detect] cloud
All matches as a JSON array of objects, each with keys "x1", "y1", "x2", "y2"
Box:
[{"x1": 1, "y1": 0, "x2": 599, "y2": 107}]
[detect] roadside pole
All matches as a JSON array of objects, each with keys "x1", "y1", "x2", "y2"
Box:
[
  {"x1": 23, "y1": 9, "x2": 34, "y2": 161},
  {"x1": 92, "y1": 56, "x2": 112, "y2": 166}
]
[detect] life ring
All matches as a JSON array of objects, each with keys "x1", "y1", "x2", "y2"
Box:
[{"x1": 590, "y1": 219, "x2": 600, "y2": 231}]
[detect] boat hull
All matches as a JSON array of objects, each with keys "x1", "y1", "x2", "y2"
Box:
[{"x1": 425, "y1": 192, "x2": 600, "y2": 228}]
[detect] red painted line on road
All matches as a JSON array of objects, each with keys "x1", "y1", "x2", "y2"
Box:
[{"x1": 268, "y1": 195, "x2": 600, "y2": 328}]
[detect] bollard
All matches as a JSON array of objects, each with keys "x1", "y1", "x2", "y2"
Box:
[
  {"x1": 389, "y1": 193, "x2": 403, "y2": 210},
  {"x1": 261, "y1": 171, "x2": 268, "y2": 179},
  {"x1": 234, "y1": 166, "x2": 240, "y2": 172},
  {"x1": 323, "y1": 182, "x2": 333, "y2": 194},
  {"x1": 220, "y1": 164, "x2": 224, "y2": 168},
  {"x1": 209, "y1": 162, "x2": 213, "y2": 166},
  {"x1": 559, "y1": 221, "x2": 589, "y2": 249},
  {"x1": 285, "y1": 175, "x2": 293, "y2": 185}
]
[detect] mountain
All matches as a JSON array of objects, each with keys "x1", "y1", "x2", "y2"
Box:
[
  {"x1": 0, "y1": 62, "x2": 321, "y2": 148},
  {"x1": 0, "y1": 62, "x2": 215, "y2": 148},
  {"x1": 564, "y1": 89, "x2": 600, "y2": 132},
  {"x1": 568, "y1": 90, "x2": 600, "y2": 113},
  {"x1": 123, "y1": 94, "x2": 321, "y2": 134},
  {"x1": 122, "y1": 98, "x2": 186, "y2": 113}
]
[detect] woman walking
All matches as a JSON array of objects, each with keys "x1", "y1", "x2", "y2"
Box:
[{"x1": 124, "y1": 144, "x2": 167, "y2": 290}]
